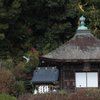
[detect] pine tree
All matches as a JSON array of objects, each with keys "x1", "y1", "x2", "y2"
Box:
[{"x1": 0, "y1": 0, "x2": 22, "y2": 59}]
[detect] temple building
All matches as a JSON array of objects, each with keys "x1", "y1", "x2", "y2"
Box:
[{"x1": 31, "y1": 16, "x2": 100, "y2": 93}]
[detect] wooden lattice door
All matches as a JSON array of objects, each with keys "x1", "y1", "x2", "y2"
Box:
[{"x1": 63, "y1": 71, "x2": 75, "y2": 92}]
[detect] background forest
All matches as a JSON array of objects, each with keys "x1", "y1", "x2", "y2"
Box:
[{"x1": 0, "y1": 0, "x2": 100, "y2": 96}]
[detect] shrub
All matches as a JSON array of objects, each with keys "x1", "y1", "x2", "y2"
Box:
[
  {"x1": 59, "y1": 89, "x2": 67, "y2": 95},
  {"x1": 17, "y1": 93, "x2": 33, "y2": 100},
  {"x1": 70, "y1": 90, "x2": 100, "y2": 100},
  {"x1": 15, "y1": 81, "x2": 25, "y2": 95},
  {"x1": 0, "y1": 68, "x2": 17, "y2": 95},
  {"x1": 17, "y1": 90, "x2": 100, "y2": 100},
  {"x1": 1, "y1": 60, "x2": 14, "y2": 71},
  {"x1": 17, "y1": 92, "x2": 68, "y2": 100},
  {"x1": 14, "y1": 64, "x2": 26, "y2": 81},
  {"x1": 0, "y1": 93, "x2": 17, "y2": 100}
]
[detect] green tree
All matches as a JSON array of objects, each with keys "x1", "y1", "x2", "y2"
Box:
[
  {"x1": 23, "y1": 0, "x2": 80, "y2": 55},
  {"x1": 78, "y1": 0, "x2": 100, "y2": 38},
  {"x1": 0, "y1": 0, "x2": 32, "y2": 61},
  {"x1": 0, "y1": 0, "x2": 22, "y2": 59}
]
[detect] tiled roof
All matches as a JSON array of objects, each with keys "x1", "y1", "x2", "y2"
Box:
[
  {"x1": 40, "y1": 33, "x2": 100, "y2": 60},
  {"x1": 30, "y1": 67, "x2": 59, "y2": 83}
]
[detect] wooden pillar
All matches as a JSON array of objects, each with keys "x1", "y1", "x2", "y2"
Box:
[
  {"x1": 98, "y1": 70, "x2": 99, "y2": 89},
  {"x1": 60, "y1": 66, "x2": 63, "y2": 89},
  {"x1": 39, "y1": 60, "x2": 42, "y2": 66}
]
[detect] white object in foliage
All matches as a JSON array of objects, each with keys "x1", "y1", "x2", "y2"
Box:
[
  {"x1": 34, "y1": 89, "x2": 37, "y2": 94},
  {"x1": 22, "y1": 54, "x2": 32, "y2": 63},
  {"x1": 53, "y1": 89, "x2": 56, "y2": 92}
]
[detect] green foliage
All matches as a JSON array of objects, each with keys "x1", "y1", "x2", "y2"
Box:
[
  {"x1": 17, "y1": 90, "x2": 100, "y2": 100},
  {"x1": 1, "y1": 59, "x2": 14, "y2": 71},
  {"x1": 23, "y1": 0, "x2": 79, "y2": 54},
  {"x1": 24, "y1": 81, "x2": 32, "y2": 93},
  {"x1": 95, "y1": 89, "x2": 100, "y2": 92},
  {"x1": 59, "y1": 89, "x2": 66, "y2": 95},
  {"x1": 78, "y1": 0, "x2": 100, "y2": 39},
  {"x1": 0, "y1": 0, "x2": 23, "y2": 59},
  {"x1": 23, "y1": 63, "x2": 31, "y2": 73},
  {"x1": 22, "y1": 51, "x2": 39, "y2": 73},
  {"x1": 0, "y1": 33, "x2": 5, "y2": 39},
  {"x1": 1, "y1": 0, "x2": 100, "y2": 61},
  {"x1": 0, "y1": 93, "x2": 17, "y2": 100},
  {"x1": 15, "y1": 81, "x2": 25, "y2": 95},
  {"x1": 86, "y1": 88, "x2": 92, "y2": 92},
  {"x1": 0, "y1": 0, "x2": 31, "y2": 60},
  {"x1": 14, "y1": 63, "x2": 26, "y2": 81}
]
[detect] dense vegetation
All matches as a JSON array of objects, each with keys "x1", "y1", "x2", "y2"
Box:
[
  {"x1": 0, "y1": 89, "x2": 100, "y2": 100},
  {"x1": 1, "y1": 0, "x2": 100, "y2": 60},
  {"x1": 0, "y1": 0, "x2": 100, "y2": 97},
  {"x1": 15, "y1": 89, "x2": 100, "y2": 100}
]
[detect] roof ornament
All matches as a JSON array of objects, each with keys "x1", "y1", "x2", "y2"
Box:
[{"x1": 77, "y1": 16, "x2": 88, "y2": 30}]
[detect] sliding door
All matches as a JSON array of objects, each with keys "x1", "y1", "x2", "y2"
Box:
[
  {"x1": 87, "y1": 72, "x2": 98, "y2": 87},
  {"x1": 75, "y1": 73, "x2": 86, "y2": 87},
  {"x1": 75, "y1": 72, "x2": 98, "y2": 88}
]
